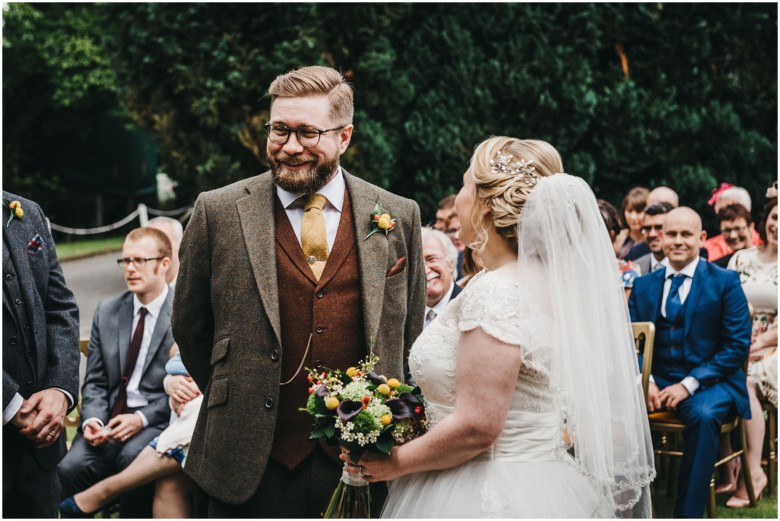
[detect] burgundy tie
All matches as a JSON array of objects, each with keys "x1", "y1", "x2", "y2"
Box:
[{"x1": 110, "y1": 307, "x2": 148, "y2": 418}]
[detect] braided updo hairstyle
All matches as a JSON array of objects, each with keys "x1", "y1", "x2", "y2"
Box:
[{"x1": 466, "y1": 136, "x2": 563, "y2": 255}]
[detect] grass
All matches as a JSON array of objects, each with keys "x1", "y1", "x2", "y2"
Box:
[
  {"x1": 56, "y1": 235, "x2": 125, "y2": 261},
  {"x1": 652, "y1": 458, "x2": 778, "y2": 518}
]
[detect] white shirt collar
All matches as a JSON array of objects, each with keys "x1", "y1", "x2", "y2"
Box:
[
  {"x1": 650, "y1": 256, "x2": 669, "y2": 271},
  {"x1": 664, "y1": 256, "x2": 699, "y2": 280},
  {"x1": 275, "y1": 168, "x2": 345, "y2": 213},
  {"x1": 133, "y1": 283, "x2": 169, "y2": 318}
]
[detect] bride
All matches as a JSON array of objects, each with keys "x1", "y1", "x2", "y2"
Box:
[{"x1": 342, "y1": 137, "x2": 655, "y2": 517}]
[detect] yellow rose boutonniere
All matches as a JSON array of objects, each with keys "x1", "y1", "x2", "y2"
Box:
[
  {"x1": 365, "y1": 203, "x2": 397, "y2": 240},
  {"x1": 4, "y1": 199, "x2": 24, "y2": 227}
]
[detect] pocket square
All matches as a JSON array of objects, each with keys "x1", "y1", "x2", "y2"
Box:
[
  {"x1": 386, "y1": 256, "x2": 407, "y2": 277},
  {"x1": 27, "y1": 233, "x2": 43, "y2": 255}
]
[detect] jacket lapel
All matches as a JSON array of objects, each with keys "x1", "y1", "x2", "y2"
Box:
[
  {"x1": 236, "y1": 175, "x2": 282, "y2": 346},
  {"x1": 142, "y1": 289, "x2": 174, "y2": 375},
  {"x1": 683, "y1": 260, "x2": 709, "y2": 340},
  {"x1": 344, "y1": 172, "x2": 387, "y2": 345},
  {"x1": 646, "y1": 269, "x2": 665, "y2": 321}
]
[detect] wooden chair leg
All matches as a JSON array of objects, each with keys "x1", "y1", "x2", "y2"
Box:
[
  {"x1": 767, "y1": 406, "x2": 777, "y2": 497},
  {"x1": 740, "y1": 419, "x2": 757, "y2": 507}
]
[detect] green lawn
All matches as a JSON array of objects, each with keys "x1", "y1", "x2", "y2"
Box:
[{"x1": 55, "y1": 235, "x2": 124, "y2": 261}]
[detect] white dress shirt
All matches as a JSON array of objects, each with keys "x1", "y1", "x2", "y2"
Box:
[
  {"x1": 275, "y1": 169, "x2": 345, "y2": 252},
  {"x1": 424, "y1": 282, "x2": 454, "y2": 328},
  {"x1": 657, "y1": 257, "x2": 700, "y2": 395},
  {"x1": 650, "y1": 255, "x2": 668, "y2": 273}
]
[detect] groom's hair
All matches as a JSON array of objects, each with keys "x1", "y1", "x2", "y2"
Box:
[{"x1": 268, "y1": 66, "x2": 354, "y2": 126}]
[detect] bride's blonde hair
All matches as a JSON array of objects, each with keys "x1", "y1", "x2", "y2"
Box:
[{"x1": 466, "y1": 137, "x2": 563, "y2": 255}]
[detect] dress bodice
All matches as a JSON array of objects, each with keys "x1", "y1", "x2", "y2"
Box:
[{"x1": 409, "y1": 268, "x2": 561, "y2": 460}]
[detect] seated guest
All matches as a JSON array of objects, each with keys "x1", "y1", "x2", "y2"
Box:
[
  {"x1": 704, "y1": 185, "x2": 761, "y2": 261},
  {"x1": 597, "y1": 199, "x2": 625, "y2": 258},
  {"x1": 146, "y1": 216, "x2": 184, "y2": 289},
  {"x1": 719, "y1": 197, "x2": 777, "y2": 508},
  {"x1": 635, "y1": 203, "x2": 674, "y2": 275},
  {"x1": 433, "y1": 194, "x2": 456, "y2": 233},
  {"x1": 60, "y1": 345, "x2": 201, "y2": 518},
  {"x1": 628, "y1": 207, "x2": 751, "y2": 518},
  {"x1": 626, "y1": 188, "x2": 678, "y2": 260},
  {"x1": 713, "y1": 204, "x2": 754, "y2": 268},
  {"x1": 618, "y1": 186, "x2": 649, "y2": 259},
  {"x1": 421, "y1": 227, "x2": 461, "y2": 328},
  {"x1": 58, "y1": 228, "x2": 175, "y2": 518}
]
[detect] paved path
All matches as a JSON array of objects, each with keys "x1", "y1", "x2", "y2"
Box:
[{"x1": 61, "y1": 250, "x2": 126, "y2": 338}]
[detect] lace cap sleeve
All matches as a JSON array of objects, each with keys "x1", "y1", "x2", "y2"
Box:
[{"x1": 457, "y1": 271, "x2": 540, "y2": 348}]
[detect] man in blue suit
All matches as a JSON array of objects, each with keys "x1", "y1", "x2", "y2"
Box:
[{"x1": 628, "y1": 207, "x2": 751, "y2": 518}]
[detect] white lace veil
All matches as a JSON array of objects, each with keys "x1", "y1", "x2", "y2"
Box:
[{"x1": 517, "y1": 173, "x2": 655, "y2": 516}]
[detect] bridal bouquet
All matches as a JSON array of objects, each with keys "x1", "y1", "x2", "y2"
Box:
[{"x1": 302, "y1": 353, "x2": 427, "y2": 518}]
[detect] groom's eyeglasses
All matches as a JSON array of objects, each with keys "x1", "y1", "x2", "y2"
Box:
[{"x1": 264, "y1": 123, "x2": 344, "y2": 148}]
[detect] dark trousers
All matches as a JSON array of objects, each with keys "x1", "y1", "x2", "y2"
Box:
[
  {"x1": 3, "y1": 428, "x2": 60, "y2": 518},
  {"x1": 58, "y1": 423, "x2": 165, "y2": 518},
  {"x1": 208, "y1": 445, "x2": 388, "y2": 518},
  {"x1": 656, "y1": 375, "x2": 736, "y2": 518}
]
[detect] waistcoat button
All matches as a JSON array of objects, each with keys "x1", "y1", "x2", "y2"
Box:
[
  {"x1": 264, "y1": 398, "x2": 274, "y2": 410},
  {"x1": 315, "y1": 325, "x2": 324, "y2": 333}
]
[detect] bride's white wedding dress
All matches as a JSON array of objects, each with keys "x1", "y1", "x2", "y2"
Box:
[{"x1": 381, "y1": 268, "x2": 611, "y2": 518}]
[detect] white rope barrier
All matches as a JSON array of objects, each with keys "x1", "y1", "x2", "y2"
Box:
[{"x1": 49, "y1": 204, "x2": 192, "y2": 236}]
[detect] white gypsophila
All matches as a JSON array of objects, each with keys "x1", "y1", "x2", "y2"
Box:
[
  {"x1": 366, "y1": 402, "x2": 391, "y2": 423},
  {"x1": 341, "y1": 380, "x2": 372, "y2": 401},
  {"x1": 335, "y1": 418, "x2": 380, "y2": 446}
]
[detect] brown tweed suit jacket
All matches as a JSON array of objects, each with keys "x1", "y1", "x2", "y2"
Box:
[{"x1": 172, "y1": 170, "x2": 426, "y2": 504}]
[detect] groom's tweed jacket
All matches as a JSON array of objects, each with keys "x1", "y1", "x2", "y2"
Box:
[{"x1": 173, "y1": 170, "x2": 426, "y2": 504}]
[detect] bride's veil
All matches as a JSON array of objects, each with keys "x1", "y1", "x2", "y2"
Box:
[{"x1": 517, "y1": 173, "x2": 655, "y2": 516}]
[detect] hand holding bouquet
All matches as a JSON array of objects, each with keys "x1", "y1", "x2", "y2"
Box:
[{"x1": 301, "y1": 353, "x2": 426, "y2": 517}]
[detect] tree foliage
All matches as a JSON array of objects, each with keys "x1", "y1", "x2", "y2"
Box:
[{"x1": 4, "y1": 3, "x2": 776, "y2": 229}]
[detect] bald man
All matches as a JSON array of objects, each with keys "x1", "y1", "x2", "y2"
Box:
[
  {"x1": 628, "y1": 207, "x2": 751, "y2": 518},
  {"x1": 646, "y1": 186, "x2": 679, "y2": 208}
]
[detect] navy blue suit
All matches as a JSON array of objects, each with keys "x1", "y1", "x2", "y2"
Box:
[{"x1": 629, "y1": 260, "x2": 751, "y2": 517}]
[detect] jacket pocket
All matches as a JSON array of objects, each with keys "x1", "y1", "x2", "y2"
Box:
[
  {"x1": 208, "y1": 376, "x2": 228, "y2": 408},
  {"x1": 210, "y1": 336, "x2": 230, "y2": 365}
]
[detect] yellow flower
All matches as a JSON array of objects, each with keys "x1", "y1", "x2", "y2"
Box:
[
  {"x1": 346, "y1": 367, "x2": 360, "y2": 378},
  {"x1": 325, "y1": 396, "x2": 340, "y2": 410},
  {"x1": 381, "y1": 413, "x2": 392, "y2": 426},
  {"x1": 387, "y1": 378, "x2": 400, "y2": 389},
  {"x1": 377, "y1": 217, "x2": 390, "y2": 230},
  {"x1": 376, "y1": 383, "x2": 391, "y2": 395},
  {"x1": 14, "y1": 207, "x2": 23, "y2": 218},
  {"x1": 380, "y1": 213, "x2": 390, "y2": 221},
  {"x1": 9, "y1": 201, "x2": 20, "y2": 210}
]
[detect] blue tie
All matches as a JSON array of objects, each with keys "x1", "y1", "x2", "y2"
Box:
[{"x1": 665, "y1": 274, "x2": 687, "y2": 322}]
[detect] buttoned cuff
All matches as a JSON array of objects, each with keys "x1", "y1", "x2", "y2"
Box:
[
  {"x1": 53, "y1": 388, "x2": 75, "y2": 409},
  {"x1": 135, "y1": 410, "x2": 149, "y2": 427},
  {"x1": 681, "y1": 376, "x2": 699, "y2": 395},
  {"x1": 3, "y1": 393, "x2": 24, "y2": 425},
  {"x1": 82, "y1": 417, "x2": 105, "y2": 430}
]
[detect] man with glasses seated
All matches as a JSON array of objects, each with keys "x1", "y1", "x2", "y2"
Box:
[
  {"x1": 635, "y1": 202, "x2": 675, "y2": 276},
  {"x1": 58, "y1": 228, "x2": 175, "y2": 518},
  {"x1": 713, "y1": 204, "x2": 754, "y2": 268}
]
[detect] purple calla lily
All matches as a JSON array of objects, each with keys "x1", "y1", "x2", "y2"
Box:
[
  {"x1": 385, "y1": 398, "x2": 413, "y2": 420},
  {"x1": 365, "y1": 371, "x2": 388, "y2": 386},
  {"x1": 337, "y1": 400, "x2": 364, "y2": 422},
  {"x1": 315, "y1": 384, "x2": 330, "y2": 398}
]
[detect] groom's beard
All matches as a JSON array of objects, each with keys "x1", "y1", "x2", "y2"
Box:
[{"x1": 269, "y1": 151, "x2": 339, "y2": 194}]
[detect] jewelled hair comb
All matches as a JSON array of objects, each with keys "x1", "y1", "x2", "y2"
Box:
[{"x1": 489, "y1": 151, "x2": 538, "y2": 186}]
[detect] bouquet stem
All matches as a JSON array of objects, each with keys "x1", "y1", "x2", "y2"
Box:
[{"x1": 322, "y1": 465, "x2": 371, "y2": 518}]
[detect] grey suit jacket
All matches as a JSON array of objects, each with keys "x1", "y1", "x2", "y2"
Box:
[
  {"x1": 81, "y1": 289, "x2": 174, "y2": 427},
  {"x1": 173, "y1": 170, "x2": 426, "y2": 503},
  {"x1": 2, "y1": 191, "x2": 80, "y2": 467},
  {"x1": 635, "y1": 253, "x2": 652, "y2": 277}
]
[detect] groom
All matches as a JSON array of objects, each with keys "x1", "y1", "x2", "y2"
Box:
[{"x1": 173, "y1": 65, "x2": 426, "y2": 517}]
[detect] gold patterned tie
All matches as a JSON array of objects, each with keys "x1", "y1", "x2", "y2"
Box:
[{"x1": 301, "y1": 193, "x2": 329, "y2": 280}]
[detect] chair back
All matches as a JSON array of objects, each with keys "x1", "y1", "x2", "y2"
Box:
[{"x1": 632, "y1": 322, "x2": 655, "y2": 402}]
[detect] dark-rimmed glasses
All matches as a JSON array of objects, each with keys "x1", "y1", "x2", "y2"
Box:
[
  {"x1": 116, "y1": 257, "x2": 164, "y2": 269},
  {"x1": 264, "y1": 123, "x2": 344, "y2": 147}
]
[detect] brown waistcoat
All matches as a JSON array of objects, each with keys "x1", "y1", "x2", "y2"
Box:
[{"x1": 271, "y1": 190, "x2": 366, "y2": 470}]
